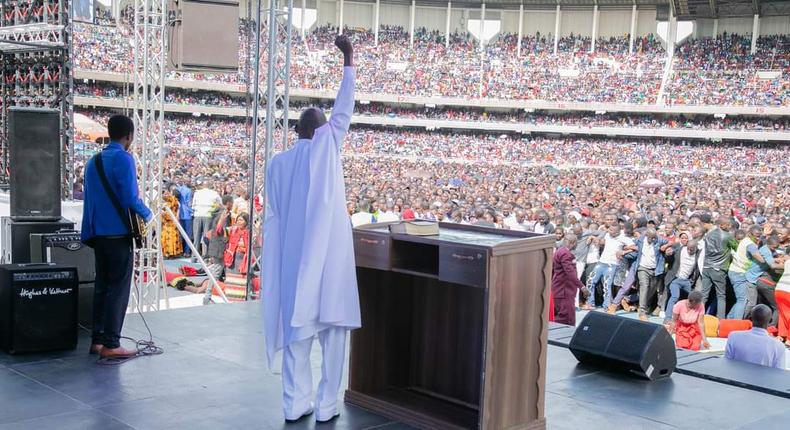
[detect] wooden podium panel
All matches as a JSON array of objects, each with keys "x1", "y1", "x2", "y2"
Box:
[{"x1": 346, "y1": 223, "x2": 554, "y2": 430}]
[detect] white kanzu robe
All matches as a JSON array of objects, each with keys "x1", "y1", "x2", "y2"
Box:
[{"x1": 262, "y1": 67, "x2": 360, "y2": 367}]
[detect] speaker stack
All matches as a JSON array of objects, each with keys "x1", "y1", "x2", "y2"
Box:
[
  {"x1": 0, "y1": 108, "x2": 81, "y2": 353},
  {"x1": 1, "y1": 108, "x2": 72, "y2": 265},
  {"x1": 569, "y1": 312, "x2": 677, "y2": 381}
]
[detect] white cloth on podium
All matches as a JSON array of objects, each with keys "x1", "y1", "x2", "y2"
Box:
[
  {"x1": 262, "y1": 66, "x2": 361, "y2": 369},
  {"x1": 282, "y1": 327, "x2": 347, "y2": 421}
]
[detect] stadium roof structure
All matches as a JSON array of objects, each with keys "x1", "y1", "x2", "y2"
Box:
[
  {"x1": 373, "y1": 0, "x2": 790, "y2": 18},
  {"x1": 675, "y1": 0, "x2": 790, "y2": 18}
]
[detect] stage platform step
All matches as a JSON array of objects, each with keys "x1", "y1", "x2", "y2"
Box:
[
  {"x1": 1, "y1": 302, "x2": 789, "y2": 429},
  {"x1": 549, "y1": 319, "x2": 790, "y2": 401}
]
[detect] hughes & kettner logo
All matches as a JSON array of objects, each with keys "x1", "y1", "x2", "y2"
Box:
[{"x1": 18, "y1": 288, "x2": 74, "y2": 300}]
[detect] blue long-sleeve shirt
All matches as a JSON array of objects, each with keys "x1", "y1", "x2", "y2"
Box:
[
  {"x1": 81, "y1": 142, "x2": 152, "y2": 242},
  {"x1": 176, "y1": 184, "x2": 194, "y2": 220}
]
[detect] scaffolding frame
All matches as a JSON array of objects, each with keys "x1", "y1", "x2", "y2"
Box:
[
  {"x1": 245, "y1": 0, "x2": 293, "y2": 300},
  {"x1": 0, "y1": 1, "x2": 73, "y2": 198},
  {"x1": 132, "y1": 0, "x2": 167, "y2": 312}
]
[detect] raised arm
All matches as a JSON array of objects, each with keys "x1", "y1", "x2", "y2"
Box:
[{"x1": 327, "y1": 35, "x2": 355, "y2": 148}]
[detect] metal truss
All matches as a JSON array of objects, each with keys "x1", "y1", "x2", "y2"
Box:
[
  {"x1": 132, "y1": 0, "x2": 167, "y2": 312},
  {"x1": 0, "y1": 0, "x2": 72, "y2": 198},
  {"x1": 245, "y1": 0, "x2": 293, "y2": 300},
  {"x1": 0, "y1": 23, "x2": 64, "y2": 51}
]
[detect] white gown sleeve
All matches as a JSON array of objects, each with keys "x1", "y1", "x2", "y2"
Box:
[{"x1": 324, "y1": 66, "x2": 355, "y2": 151}]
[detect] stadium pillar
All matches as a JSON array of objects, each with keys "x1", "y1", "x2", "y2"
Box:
[
  {"x1": 712, "y1": 18, "x2": 718, "y2": 38},
  {"x1": 374, "y1": 0, "x2": 380, "y2": 45},
  {"x1": 410, "y1": 0, "x2": 415, "y2": 48},
  {"x1": 338, "y1": 0, "x2": 344, "y2": 34},
  {"x1": 517, "y1": 3, "x2": 523, "y2": 56},
  {"x1": 301, "y1": 0, "x2": 306, "y2": 39},
  {"x1": 445, "y1": 2, "x2": 452, "y2": 48},
  {"x1": 479, "y1": 2, "x2": 486, "y2": 52},
  {"x1": 629, "y1": 3, "x2": 637, "y2": 54},
  {"x1": 667, "y1": 10, "x2": 677, "y2": 58},
  {"x1": 751, "y1": 14, "x2": 759, "y2": 54},
  {"x1": 553, "y1": 5, "x2": 561, "y2": 55},
  {"x1": 590, "y1": 4, "x2": 599, "y2": 53}
]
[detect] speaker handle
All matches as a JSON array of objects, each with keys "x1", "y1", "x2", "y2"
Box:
[
  {"x1": 18, "y1": 263, "x2": 56, "y2": 267},
  {"x1": 55, "y1": 229, "x2": 79, "y2": 234}
]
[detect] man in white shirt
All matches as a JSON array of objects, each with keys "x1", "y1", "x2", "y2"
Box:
[
  {"x1": 505, "y1": 209, "x2": 531, "y2": 232},
  {"x1": 634, "y1": 228, "x2": 669, "y2": 320},
  {"x1": 583, "y1": 224, "x2": 636, "y2": 310},
  {"x1": 351, "y1": 200, "x2": 376, "y2": 227},
  {"x1": 664, "y1": 236, "x2": 700, "y2": 322},
  {"x1": 376, "y1": 201, "x2": 400, "y2": 223},
  {"x1": 191, "y1": 180, "x2": 221, "y2": 256},
  {"x1": 533, "y1": 210, "x2": 555, "y2": 234},
  {"x1": 231, "y1": 189, "x2": 249, "y2": 220}
]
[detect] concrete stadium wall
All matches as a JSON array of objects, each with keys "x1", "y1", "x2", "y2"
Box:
[
  {"x1": 312, "y1": 1, "x2": 658, "y2": 37},
  {"x1": 598, "y1": 9, "x2": 632, "y2": 38},
  {"x1": 761, "y1": 15, "x2": 790, "y2": 35},
  {"x1": 559, "y1": 9, "x2": 591, "y2": 37},
  {"x1": 695, "y1": 14, "x2": 790, "y2": 38}
]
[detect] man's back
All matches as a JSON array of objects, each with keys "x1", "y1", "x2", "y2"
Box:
[
  {"x1": 81, "y1": 142, "x2": 151, "y2": 242},
  {"x1": 725, "y1": 328, "x2": 786, "y2": 369},
  {"x1": 704, "y1": 227, "x2": 733, "y2": 269},
  {"x1": 193, "y1": 188, "x2": 219, "y2": 217},
  {"x1": 262, "y1": 63, "x2": 360, "y2": 368}
]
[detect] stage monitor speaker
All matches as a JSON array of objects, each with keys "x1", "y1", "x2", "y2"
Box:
[
  {"x1": 168, "y1": 0, "x2": 240, "y2": 73},
  {"x1": 1, "y1": 217, "x2": 75, "y2": 264},
  {"x1": 8, "y1": 107, "x2": 62, "y2": 221},
  {"x1": 569, "y1": 312, "x2": 676, "y2": 381},
  {"x1": 0, "y1": 264, "x2": 78, "y2": 354}
]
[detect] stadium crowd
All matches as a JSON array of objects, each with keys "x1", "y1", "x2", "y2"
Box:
[
  {"x1": 73, "y1": 20, "x2": 789, "y2": 106},
  {"x1": 72, "y1": 10, "x2": 789, "y2": 349},
  {"x1": 667, "y1": 33, "x2": 790, "y2": 106},
  {"x1": 76, "y1": 109, "x2": 789, "y2": 174},
  {"x1": 76, "y1": 83, "x2": 790, "y2": 132}
]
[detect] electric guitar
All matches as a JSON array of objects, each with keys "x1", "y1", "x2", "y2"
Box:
[{"x1": 129, "y1": 210, "x2": 145, "y2": 248}]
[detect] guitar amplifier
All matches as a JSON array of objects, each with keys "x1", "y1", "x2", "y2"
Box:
[
  {"x1": 29, "y1": 231, "x2": 95, "y2": 328},
  {"x1": 1, "y1": 217, "x2": 75, "y2": 264},
  {"x1": 29, "y1": 231, "x2": 95, "y2": 283},
  {"x1": 0, "y1": 264, "x2": 78, "y2": 354}
]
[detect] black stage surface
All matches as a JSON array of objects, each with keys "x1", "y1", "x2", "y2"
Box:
[{"x1": 1, "y1": 302, "x2": 789, "y2": 430}]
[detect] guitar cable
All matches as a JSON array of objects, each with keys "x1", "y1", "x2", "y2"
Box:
[{"x1": 80, "y1": 279, "x2": 164, "y2": 365}]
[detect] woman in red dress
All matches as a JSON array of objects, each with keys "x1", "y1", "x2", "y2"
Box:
[
  {"x1": 224, "y1": 213, "x2": 250, "y2": 274},
  {"x1": 667, "y1": 290, "x2": 710, "y2": 351}
]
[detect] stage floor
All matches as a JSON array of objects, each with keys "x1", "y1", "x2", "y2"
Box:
[{"x1": 1, "y1": 302, "x2": 789, "y2": 430}]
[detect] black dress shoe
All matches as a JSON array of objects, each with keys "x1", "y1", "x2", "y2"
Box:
[
  {"x1": 316, "y1": 413, "x2": 340, "y2": 424},
  {"x1": 285, "y1": 409, "x2": 313, "y2": 424}
]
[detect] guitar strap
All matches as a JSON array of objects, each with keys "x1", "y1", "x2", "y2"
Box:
[{"x1": 94, "y1": 153, "x2": 134, "y2": 236}]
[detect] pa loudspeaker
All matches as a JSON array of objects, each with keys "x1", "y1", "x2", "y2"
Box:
[{"x1": 569, "y1": 312, "x2": 676, "y2": 381}]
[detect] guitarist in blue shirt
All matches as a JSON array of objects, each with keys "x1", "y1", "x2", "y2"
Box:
[{"x1": 81, "y1": 115, "x2": 152, "y2": 359}]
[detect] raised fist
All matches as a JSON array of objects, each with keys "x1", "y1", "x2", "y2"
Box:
[{"x1": 334, "y1": 35, "x2": 353, "y2": 57}]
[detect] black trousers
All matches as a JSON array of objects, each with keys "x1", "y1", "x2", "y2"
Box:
[
  {"x1": 755, "y1": 279, "x2": 778, "y2": 327},
  {"x1": 92, "y1": 237, "x2": 134, "y2": 349}
]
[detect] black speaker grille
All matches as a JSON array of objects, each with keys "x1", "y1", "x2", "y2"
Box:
[
  {"x1": 573, "y1": 312, "x2": 622, "y2": 352},
  {"x1": 608, "y1": 322, "x2": 659, "y2": 363},
  {"x1": 570, "y1": 312, "x2": 677, "y2": 381},
  {"x1": 9, "y1": 108, "x2": 61, "y2": 220}
]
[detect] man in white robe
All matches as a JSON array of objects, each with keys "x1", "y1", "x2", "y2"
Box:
[{"x1": 262, "y1": 35, "x2": 360, "y2": 423}]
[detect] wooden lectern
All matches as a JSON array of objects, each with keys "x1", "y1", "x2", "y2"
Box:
[{"x1": 346, "y1": 223, "x2": 554, "y2": 430}]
